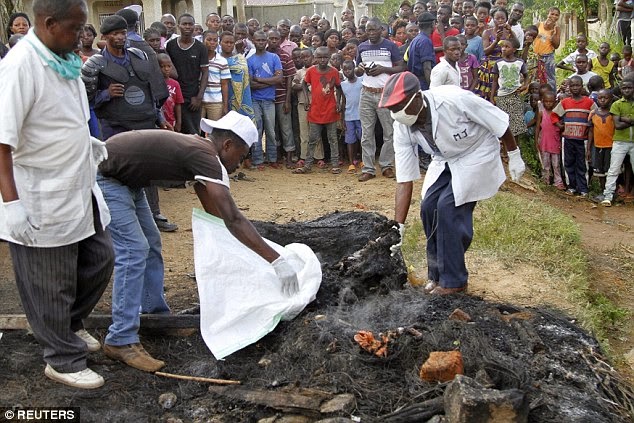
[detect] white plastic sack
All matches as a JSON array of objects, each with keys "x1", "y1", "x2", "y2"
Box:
[{"x1": 192, "y1": 208, "x2": 322, "y2": 360}]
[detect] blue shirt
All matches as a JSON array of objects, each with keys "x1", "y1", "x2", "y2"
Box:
[
  {"x1": 406, "y1": 32, "x2": 435, "y2": 90},
  {"x1": 341, "y1": 76, "x2": 363, "y2": 121},
  {"x1": 247, "y1": 52, "x2": 282, "y2": 101},
  {"x1": 465, "y1": 36, "x2": 484, "y2": 63}
]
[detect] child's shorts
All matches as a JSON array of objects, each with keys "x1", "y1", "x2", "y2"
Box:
[
  {"x1": 591, "y1": 146, "x2": 612, "y2": 176},
  {"x1": 344, "y1": 120, "x2": 361, "y2": 144}
]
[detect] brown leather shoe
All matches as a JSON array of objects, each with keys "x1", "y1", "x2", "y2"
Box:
[
  {"x1": 358, "y1": 172, "x2": 376, "y2": 182},
  {"x1": 429, "y1": 285, "x2": 467, "y2": 295},
  {"x1": 103, "y1": 343, "x2": 165, "y2": 372},
  {"x1": 382, "y1": 168, "x2": 395, "y2": 178}
]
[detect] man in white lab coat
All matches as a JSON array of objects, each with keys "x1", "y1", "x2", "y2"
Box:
[{"x1": 380, "y1": 71, "x2": 525, "y2": 294}]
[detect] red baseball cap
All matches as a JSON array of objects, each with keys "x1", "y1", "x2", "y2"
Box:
[{"x1": 379, "y1": 71, "x2": 421, "y2": 108}]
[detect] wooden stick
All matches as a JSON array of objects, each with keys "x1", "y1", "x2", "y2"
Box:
[{"x1": 155, "y1": 371, "x2": 241, "y2": 385}]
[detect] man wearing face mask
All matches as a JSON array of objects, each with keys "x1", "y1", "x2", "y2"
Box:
[{"x1": 381, "y1": 72, "x2": 525, "y2": 295}]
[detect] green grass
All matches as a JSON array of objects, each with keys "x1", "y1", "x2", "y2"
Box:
[{"x1": 401, "y1": 192, "x2": 629, "y2": 345}]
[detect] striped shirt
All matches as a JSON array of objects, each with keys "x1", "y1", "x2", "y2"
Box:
[
  {"x1": 553, "y1": 96, "x2": 597, "y2": 140},
  {"x1": 203, "y1": 54, "x2": 231, "y2": 104},
  {"x1": 271, "y1": 47, "x2": 297, "y2": 104}
]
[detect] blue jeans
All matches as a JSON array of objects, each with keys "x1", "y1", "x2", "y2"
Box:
[
  {"x1": 421, "y1": 165, "x2": 476, "y2": 288},
  {"x1": 97, "y1": 174, "x2": 169, "y2": 346},
  {"x1": 252, "y1": 99, "x2": 277, "y2": 164}
]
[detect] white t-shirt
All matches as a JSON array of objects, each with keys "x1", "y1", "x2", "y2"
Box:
[
  {"x1": 0, "y1": 30, "x2": 109, "y2": 246},
  {"x1": 430, "y1": 58, "x2": 460, "y2": 88}
]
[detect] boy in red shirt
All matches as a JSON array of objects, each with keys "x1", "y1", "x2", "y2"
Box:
[
  {"x1": 553, "y1": 75, "x2": 597, "y2": 197},
  {"x1": 294, "y1": 46, "x2": 344, "y2": 174},
  {"x1": 158, "y1": 53, "x2": 183, "y2": 132}
]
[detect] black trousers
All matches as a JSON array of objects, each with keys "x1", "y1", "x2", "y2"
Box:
[{"x1": 9, "y1": 198, "x2": 114, "y2": 373}]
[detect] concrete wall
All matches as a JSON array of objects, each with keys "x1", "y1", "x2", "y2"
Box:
[{"x1": 245, "y1": 1, "x2": 373, "y2": 29}]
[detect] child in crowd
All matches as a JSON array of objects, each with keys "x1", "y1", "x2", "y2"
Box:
[
  {"x1": 340, "y1": 60, "x2": 363, "y2": 173},
  {"x1": 553, "y1": 75, "x2": 597, "y2": 197},
  {"x1": 557, "y1": 79, "x2": 570, "y2": 101},
  {"x1": 311, "y1": 33, "x2": 324, "y2": 51},
  {"x1": 521, "y1": 25, "x2": 539, "y2": 87},
  {"x1": 569, "y1": 54, "x2": 598, "y2": 91},
  {"x1": 556, "y1": 34, "x2": 596, "y2": 73},
  {"x1": 202, "y1": 30, "x2": 231, "y2": 121},
  {"x1": 194, "y1": 23, "x2": 204, "y2": 40},
  {"x1": 143, "y1": 27, "x2": 163, "y2": 54},
  {"x1": 490, "y1": 38, "x2": 528, "y2": 137},
  {"x1": 524, "y1": 93, "x2": 539, "y2": 137},
  {"x1": 592, "y1": 42, "x2": 617, "y2": 89},
  {"x1": 330, "y1": 52, "x2": 344, "y2": 73},
  {"x1": 588, "y1": 89, "x2": 615, "y2": 195},
  {"x1": 535, "y1": 91, "x2": 564, "y2": 189},
  {"x1": 450, "y1": 16, "x2": 464, "y2": 33},
  {"x1": 342, "y1": 41, "x2": 358, "y2": 63},
  {"x1": 587, "y1": 75, "x2": 605, "y2": 104},
  {"x1": 457, "y1": 34, "x2": 479, "y2": 91},
  {"x1": 601, "y1": 78, "x2": 634, "y2": 206},
  {"x1": 619, "y1": 45, "x2": 633, "y2": 79},
  {"x1": 292, "y1": 49, "x2": 325, "y2": 167},
  {"x1": 158, "y1": 53, "x2": 183, "y2": 132},
  {"x1": 294, "y1": 46, "x2": 343, "y2": 174},
  {"x1": 464, "y1": 16, "x2": 484, "y2": 62}
]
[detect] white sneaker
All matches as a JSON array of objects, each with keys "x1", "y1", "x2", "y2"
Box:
[
  {"x1": 75, "y1": 329, "x2": 101, "y2": 352},
  {"x1": 44, "y1": 364, "x2": 104, "y2": 389}
]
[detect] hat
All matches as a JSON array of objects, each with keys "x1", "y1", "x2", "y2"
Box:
[
  {"x1": 200, "y1": 111, "x2": 258, "y2": 148},
  {"x1": 100, "y1": 15, "x2": 128, "y2": 34},
  {"x1": 115, "y1": 8, "x2": 139, "y2": 26},
  {"x1": 417, "y1": 12, "x2": 437, "y2": 24},
  {"x1": 379, "y1": 71, "x2": 421, "y2": 108}
]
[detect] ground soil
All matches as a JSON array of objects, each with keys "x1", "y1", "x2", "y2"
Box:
[{"x1": 0, "y1": 166, "x2": 632, "y2": 421}]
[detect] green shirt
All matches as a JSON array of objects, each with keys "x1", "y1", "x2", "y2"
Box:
[{"x1": 610, "y1": 98, "x2": 634, "y2": 142}]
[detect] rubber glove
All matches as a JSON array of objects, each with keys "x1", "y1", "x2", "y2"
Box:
[
  {"x1": 508, "y1": 148, "x2": 526, "y2": 182},
  {"x1": 272, "y1": 256, "x2": 299, "y2": 297},
  {"x1": 389, "y1": 223, "x2": 405, "y2": 257},
  {"x1": 4, "y1": 199, "x2": 39, "y2": 244},
  {"x1": 90, "y1": 136, "x2": 108, "y2": 165}
]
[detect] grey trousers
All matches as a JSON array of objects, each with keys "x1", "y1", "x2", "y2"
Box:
[
  {"x1": 359, "y1": 89, "x2": 395, "y2": 175},
  {"x1": 9, "y1": 198, "x2": 114, "y2": 373}
]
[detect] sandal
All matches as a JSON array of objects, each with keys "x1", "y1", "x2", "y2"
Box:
[
  {"x1": 256, "y1": 164, "x2": 265, "y2": 171},
  {"x1": 292, "y1": 166, "x2": 311, "y2": 174},
  {"x1": 331, "y1": 167, "x2": 342, "y2": 174},
  {"x1": 296, "y1": 159, "x2": 305, "y2": 167},
  {"x1": 347, "y1": 164, "x2": 356, "y2": 174},
  {"x1": 317, "y1": 160, "x2": 326, "y2": 169}
]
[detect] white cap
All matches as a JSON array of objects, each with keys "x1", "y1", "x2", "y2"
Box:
[
  {"x1": 200, "y1": 111, "x2": 258, "y2": 147},
  {"x1": 125, "y1": 5, "x2": 143, "y2": 18}
]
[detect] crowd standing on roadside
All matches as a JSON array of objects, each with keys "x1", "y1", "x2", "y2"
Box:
[{"x1": 1, "y1": 0, "x2": 633, "y2": 391}]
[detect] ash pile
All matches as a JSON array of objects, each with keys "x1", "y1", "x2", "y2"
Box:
[{"x1": 203, "y1": 211, "x2": 632, "y2": 422}]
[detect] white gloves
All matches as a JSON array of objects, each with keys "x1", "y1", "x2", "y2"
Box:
[
  {"x1": 507, "y1": 148, "x2": 526, "y2": 182},
  {"x1": 390, "y1": 223, "x2": 405, "y2": 257},
  {"x1": 4, "y1": 199, "x2": 39, "y2": 244},
  {"x1": 272, "y1": 256, "x2": 299, "y2": 297},
  {"x1": 90, "y1": 137, "x2": 108, "y2": 165}
]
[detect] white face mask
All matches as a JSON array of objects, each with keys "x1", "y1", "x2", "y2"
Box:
[{"x1": 390, "y1": 91, "x2": 424, "y2": 126}]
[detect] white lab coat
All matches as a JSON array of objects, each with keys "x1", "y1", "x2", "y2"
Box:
[
  {"x1": 394, "y1": 85, "x2": 509, "y2": 206},
  {"x1": 0, "y1": 29, "x2": 110, "y2": 247}
]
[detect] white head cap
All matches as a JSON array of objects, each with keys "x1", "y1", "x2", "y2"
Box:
[
  {"x1": 200, "y1": 111, "x2": 258, "y2": 147},
  {"x1": 125, "y1": 5, "x2": 143, "y2": 18}
]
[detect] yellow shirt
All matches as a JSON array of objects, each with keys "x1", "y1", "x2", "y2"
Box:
[
  {"x1": 533, "y1": 23, "x2": 555, "y2": 56},
  {"x1": 591, "y1": 57, "x2": 614, "y2": 88}
]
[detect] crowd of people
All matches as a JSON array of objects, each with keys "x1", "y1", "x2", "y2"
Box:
[{"x1": 0, "y1": 0, "x2": 632, "y2": 391}]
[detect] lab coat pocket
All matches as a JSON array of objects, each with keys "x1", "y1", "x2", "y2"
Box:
[{"x1": 30, "y1": 176, "x2": 86, "y2": 225}]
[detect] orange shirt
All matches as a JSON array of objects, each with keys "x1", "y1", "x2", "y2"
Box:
[
  {"x1": 533, "y1": 22, "x2": 555, "y2": 56},
  {"x1": 589, "y1": 110, "x2": 615, "y2": 148}
]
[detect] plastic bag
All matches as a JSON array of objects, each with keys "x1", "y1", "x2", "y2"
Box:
[{"x1": 192, "y1": 208, "x2": 322, "y2": 359}]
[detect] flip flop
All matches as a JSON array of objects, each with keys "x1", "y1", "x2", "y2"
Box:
[
  {"x1": 331, "y1": 167, "x2": 342, "y2": 174},
  {"x1": 317, "y1": 160, "x2": 326, "y2": 169},
  {"x1": 292, "y1": 166, "x2": 311, "y2": 174},
  {"x1": 347, "y1": 164, "x2": 356, "y2": 174}
]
